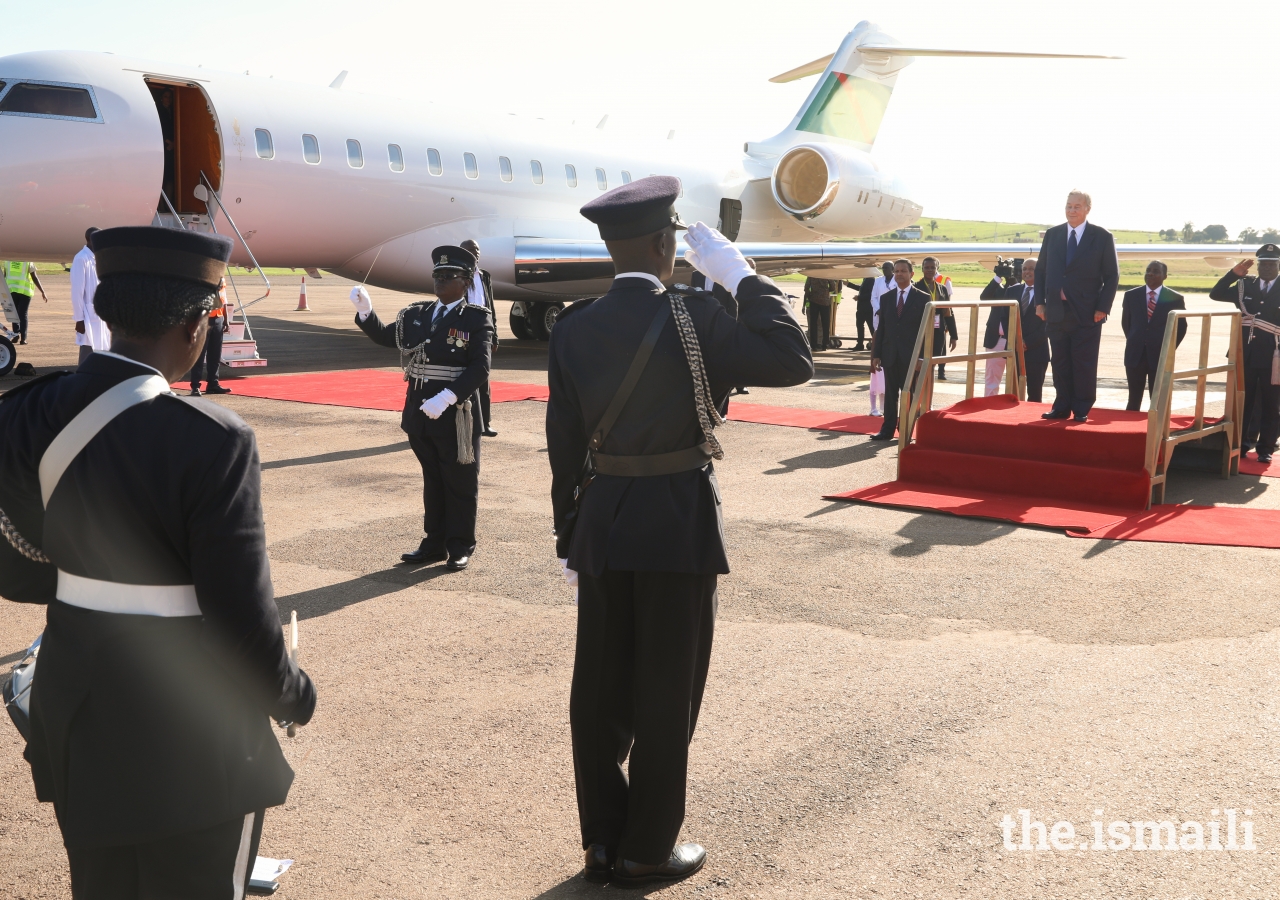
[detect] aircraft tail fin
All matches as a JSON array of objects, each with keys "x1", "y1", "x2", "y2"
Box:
[{"x1": 768, "y1": 22, "x2": 1118, "y2": 151}]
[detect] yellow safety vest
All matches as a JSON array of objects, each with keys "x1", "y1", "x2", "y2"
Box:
[{"x1": 5, "y1": 262, "x2": 34, "y2": 296}]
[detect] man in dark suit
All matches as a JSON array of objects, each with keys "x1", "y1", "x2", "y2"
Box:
[
  {"x1": 870, "y1": 259, "x2": 930, "y2": 440},
  {"x1": 980, "y1": 258, "x2": 1050, "y2": 400},
  {"x1": 460, "y1": 239, "x2": 499, "y2": 437},
  {"x1": 1034, "y1": 191, "x2": 1120, "y2": 422},
  {"x1": 917, "y1": 257, "x2": 957, "y2": 379},
  {"x1": 547, "y1": 178, "x2": 812, "y2": 885},
  {"x1": 803, "y1": 276, "x2": 838, "y2": 351},
  {"x1": 1120, "y1": 261, "x2": 1186, "y2": 410},
  {"x1": 851, "y1": 265, "x2": 886, "y2": 351},
  {"x1": 1211, "y1": 243, "x2": 1280, "y2": 460}
]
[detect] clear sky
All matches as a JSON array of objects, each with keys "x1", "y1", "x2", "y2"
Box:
[{"x1": 7, "y1": 1, "x2": 1277, "y2": 237}]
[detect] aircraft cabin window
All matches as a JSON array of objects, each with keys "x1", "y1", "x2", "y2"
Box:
[
  {"x1": 0, "y1": 82, "x2": 98, "y2": 120},
  {"x1": 464, "y1": 153, "x2": 479, "y2": 179},
  {"x1": 499, "y1": 156, "x2": 513, "y2": 182},
  {"x1": 347, "y1": 139, "x2": 364, "y2": 168},
  {"x1": 595, "y1": 168, "x2": 607, "y2": 191},
  {"x1": 254, "y1": 129, "x2": 274, "y2": 160},
  {"x1": 565, "y1": 164, "x2": 577, "y2": 188},
  {"x1": 302, "y1": 134, "x2": 321, "y2": 165},
  {"x1": 622, "y1": 170, "x2": 632, "y2": 184},
  {"x1": 530, "y1": 160, "x2": 544, "y2": 184},
  {"x1": 427, "y1": 147, "x2": 442, "y2": 176},
  {"x1": 388, "y1": 143, "x2": 405, "y2": 172}
]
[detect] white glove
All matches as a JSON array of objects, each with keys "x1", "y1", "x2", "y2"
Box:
[
  {"x1": 559, "y1": 558, "x2": 579, "y2": 588},
  {"x1": 419, "y1": 389, "x2": 457, "y2": 419},
  {"x1": 349, "y1": 285, "x2": 373, "y2": 319},
  {"x1": 683, "y1": 221, "x2": 755, "y2": 296}
]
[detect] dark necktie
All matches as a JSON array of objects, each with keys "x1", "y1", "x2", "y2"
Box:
[
  {"x1": 1022, "y1": 285, "x2": 1032, "y2": 312},
  {"x1": 432, "y1": 303, "x2": 447, "y2": 328},
  {"x1": 897, "y1": 290, "x2": 905, "y2": 315},
  {"x1": 1066, "y1": 228, "x2": 1079, "y2": 266}
]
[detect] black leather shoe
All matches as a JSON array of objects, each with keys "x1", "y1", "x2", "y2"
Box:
[
  {"x1": 1073, "y1": 413, "x2": 1089, "y2": 423},
  {"x1": 189, "y1": 387, "x2": 202, "y2": 397},
  {"x1": 1041, "y1": 410, "x2": 1070, "y2": 420},
  {"x1": 583, "y1": 844, "x2": 612, "y2": 883},
  {"x1": 869, "y1": 432, "x2": 896, "y2": 441},
  {"x1": 206, "y1": 385, "x2": 232, "y2": 395},
  {"x1": 1259, "y1": 454, "x2": 1273, "y2": 464},
  {"x1": 401, "y1": 544, "x2": 447, "y2": 564},
  {"x1": 613, "y1": 843, "x2": 706, "y2": 885},
  {"x1": 445, "y1": 553, "x2": 470, "y2": 571},
  {"x1": 482, "y1": 429, "x2": 498, "y2": 437}
]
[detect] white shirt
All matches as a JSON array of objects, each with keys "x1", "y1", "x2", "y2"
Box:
[
  {"x1": 1260, "y1": 279, "x2": 1275, "y2": 295},
  {"x1": 432, "y1": 297, "x2": 464, "y2": 323},
  {"x1": 467, "y1": 270, "x2": 487, "y2": 307},
  {"x1": 95, "y1": 350, "x2": 165, "y2": 379},
  {"x1": 70, "y1": 245, "x2": 110, "y2": 351},
  {"x1": 1067, "y1": 221, "x2": 1087, "y2": 247},
  {"x1": 614, "y1": 271, "x2": 666, "y2": 291},
  {"x1": 869, "y1": 274, "x2": 895, "y2": 327}
]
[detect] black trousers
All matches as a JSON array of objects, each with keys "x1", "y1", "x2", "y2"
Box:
[
  {"x1": 407, "y1": 429, "x2": 480, "y2": 556},
  {"x1": 190, "y1": 322, "x2": 225, "y2": 389},
  {"x1": 1047, "y1": 309, "x2": 1103, "y2": 417},
  {"x1": 1242, "y1": 367, "x2": 1280, "y2": 454},
  {"x1": 10, "y1": 291, "x2": 31, "y2": 339},
  {"x1": 855, "y1": 300, "x2": 874, "y2": 346},
  {"x1": 479, "y1": 379, "x2": 492, "y2": 431},
  {"x1": 806, "y1": 305, "x2": 831, "y2": 350},
  {"x1": 932, "y1": 328, "x2": 949, "y2": 375},
  {"x1": 1125, "y1": 363, "x2": 1157, "y2": 411},
  {"x1": 571, "y1": 570, "x2": 718, "y2": 865},
  {"x1": 67, "y1": 809, "x2": 263, "y2": 900},
  {"x1": 876, "y1": 358, "x2": 911, "y2": 437},
  {"x1": 1025, "y1": 346, "x2": 1050, "y2": 404}
]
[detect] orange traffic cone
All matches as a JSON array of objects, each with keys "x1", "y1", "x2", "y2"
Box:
[{"x1": 296, "y1": 276, "x2": 309, "y2": 311}]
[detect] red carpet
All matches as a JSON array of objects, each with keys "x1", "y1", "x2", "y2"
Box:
[
  {"x1": 204, "y1": 370, "x2": 548, "y2": 410},
  {"x1": 1070, "y1": 505, "x2": 1280, "y2": 547},
  {"x1": 725, "y1": 402, "x2": 880, "y2": 434}
]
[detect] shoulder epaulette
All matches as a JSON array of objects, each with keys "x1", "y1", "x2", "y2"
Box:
[{"x1": 0, "y1": 370, "x2": 72, "y2": 404}]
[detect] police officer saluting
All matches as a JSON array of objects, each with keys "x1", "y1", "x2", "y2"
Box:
[
  {"x1": 0, "y1": 227, "x2": 316, "y2": 897},
  {"x1": 1211, "y1": 243, "x2": 1280, "y2": 462},
  {"x1": 547, "y1": 177, "x2": 812, "y2": 884},
  {"x1": 350, "y1": 246, "x2": 493, "y2": 570}
]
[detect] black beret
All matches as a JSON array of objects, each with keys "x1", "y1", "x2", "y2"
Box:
[
  {"x1": 90, "y1": 226, "x2": 232, "y2": 288},
  {"x1": 580, "y1": 175, "x2": 688, "y2": 241},
  {"x1": 431, "y1": 245, "x2": 476, "y2": 275},
  {"x1": 1257, "y1": 243, "x2": 1280, "y2": 260}
]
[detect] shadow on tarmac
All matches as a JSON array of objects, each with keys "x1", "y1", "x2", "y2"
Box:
[
  {"x1": 261, "y1": 441, "x2": 411, "y2": 470},
  {"x1": 278, "y1": 564, "x2": 465, "y2": 622}
]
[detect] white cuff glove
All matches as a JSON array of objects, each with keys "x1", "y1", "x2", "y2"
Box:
[
  {"x1": 683, "y1": 221, "x2": 755, "y2": 297},
  {"x1": 559, "y1": 558, "x2": 579, "y2": 588},
  {"x1": 349, "y1": 285, "x2": 373, "y2": 319},
  {"x1": 419, "y1": 389, "x2": 457, "y2": 419}
]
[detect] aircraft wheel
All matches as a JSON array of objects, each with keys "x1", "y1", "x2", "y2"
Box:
[
  {"x1": 528, "y1": 302, "x2": 564, "y2": 341},
  {"x1": 509, "y1": 303, "x2": 534, "y2": 340},
  {"x1": 0, "y1": 336, "x2": 14, "y2": 377}
]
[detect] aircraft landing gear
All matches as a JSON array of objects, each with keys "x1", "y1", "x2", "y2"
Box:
[
  {"x1": 524, "y1": 301, "x2": 564, "y2": 341},
  {"x1": 509, "y1": 302, "x2": 534, "y2": 340},
  {"x1": 0, "y1": 334, "x2": 15, "y2": 377}
]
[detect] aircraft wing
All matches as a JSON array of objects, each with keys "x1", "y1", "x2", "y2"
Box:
[{"x1": 513, "y1": 239, "x2": 1256, "y2": 292}]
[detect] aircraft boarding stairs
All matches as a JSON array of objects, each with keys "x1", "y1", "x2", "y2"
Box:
[{"x1": 152, "y1": 176, "x2": 268, "y2": 369}]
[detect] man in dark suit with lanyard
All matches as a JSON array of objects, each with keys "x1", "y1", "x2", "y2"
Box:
[
  {"x1": 980, "y1": 258, "x2": 1051, "y2": 401},
  {"x1": 351, "y1": 246, "x2": 494, "y2": 570},
  {"x1": 546, "y1": 176, "x2": 811, "y2": 885},
  {"x1": 460, "y1": 239, "x2": 499, "y2": 437},
  {"x1": 1034, "y1": 190, "x2": 1120, "y2": 422},
  {"x1": 0, "y1": 226, "x2": 316, "y2": 897},
  {"x1": 1211, "y1": 243, "x2": 1280, "y2": 461},
  {"x1": 1121, "y1": 260, "x2": 1186, "y2": 411},
  {"x1": 869, "y1": 259, "x2": 930, "y2": 440}
]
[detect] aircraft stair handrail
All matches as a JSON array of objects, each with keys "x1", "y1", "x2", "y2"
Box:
[
  {"x1": 197, "y1": 172, "x2": 271, "y2": 345},
  {"x1": 152, "y1": 189, "x2": 185, "y2": 230},
  {"x1": 895, "y1": 299, "x2": 1025, "y2": 471},
  {"x1": 1143, "y1": 310, "x2": 1242, "y2": 506}
]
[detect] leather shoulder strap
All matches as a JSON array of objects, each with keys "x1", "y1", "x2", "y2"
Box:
[
  {"x1": 39, "y1": 374, "x2": 171, "y2": 508},
  {"x1": 589, "y1": 301, "x2": 671, "y2": 451}
]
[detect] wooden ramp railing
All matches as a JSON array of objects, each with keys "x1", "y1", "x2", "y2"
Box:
[
  {"x1": 1145, "y1": 310, "x2": 1242, "y2": 506},
  {"x1": 896, "y1": 299, "x2": 1025, "y2": 473}
]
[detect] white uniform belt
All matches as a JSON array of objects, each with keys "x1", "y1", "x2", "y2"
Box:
[
  {"x1": 410, "y1": 364, "x2": 465, "y2": 379},
  {"x1": 56, "y1": 570, "x2": 201, "y2": 617}
]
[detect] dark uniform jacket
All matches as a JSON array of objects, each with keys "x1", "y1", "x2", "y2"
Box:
[
  {"x1": 1121, "y1": 285, "x2": 1186, "y2": 368},
  {"x1": 357, "y1": 300, "x2": 493, "y2": 441},
  {"x1": 475, "y1": 269, "x2": 498, "y2": 347},
  {"x1": 0, "y1": 354, "x2": 315, "y2": 848},
  {"x1": 915, "y1": 277, "x2": 956, "y2": 339},
  {"x1": 980, "y1": 280, "x2": 1049, "y2": 353},
  {"x1": 1034, "y1": 222, "x2": 1120, "y2": 324},
  {"x1": 1211, "y1": 271, "x2": 1280, "y2": 371},
  {"x1": 871, "y1": 284, "x2": 930, "y2": 369},
  {"x1": 691, "y1": 271, "x2": 738, "y2": 319},
  {"x1": 546, "y1": 275, "x2": 812, "y2": 576}
]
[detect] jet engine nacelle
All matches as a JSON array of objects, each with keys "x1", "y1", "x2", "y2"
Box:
[{"x1": 769, "y1": 142, "x2": 906, "y2": 238}]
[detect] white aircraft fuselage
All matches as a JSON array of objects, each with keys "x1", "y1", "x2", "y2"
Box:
[{"x1": 0, "y1": 47, "x2": 919, "y2": 299}]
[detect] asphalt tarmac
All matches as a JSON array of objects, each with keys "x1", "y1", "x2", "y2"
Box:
[{"x1": 1, "y1": 272, "x2": 1275, "y2": 898}]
